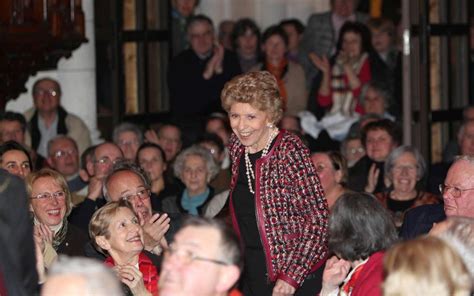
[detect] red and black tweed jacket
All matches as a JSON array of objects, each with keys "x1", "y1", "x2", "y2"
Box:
[{"x1": 228, "y1": 130, "x2": 329, "y2": 289}]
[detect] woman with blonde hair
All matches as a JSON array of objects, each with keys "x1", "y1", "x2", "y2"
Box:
[
  {"x1": 90, "y1": 201, "x2": 159, "y2": 296},
  {"x1": 27, "y1": 168, "x2": 88, "y2": 281},
  {"x1": 383, "y1": 236, "x2": 471, "y2": 296},
  {"x1": 221, "y1": 70, "x2": 328, "y2": 295}
]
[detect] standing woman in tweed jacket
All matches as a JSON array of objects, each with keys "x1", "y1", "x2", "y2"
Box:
[{"x1": 221, "y1": 70, "x2": 329, "y2": 296}]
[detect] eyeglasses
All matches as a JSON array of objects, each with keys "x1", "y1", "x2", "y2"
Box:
[
  {"x1": 164, "y1": 244, "x2": 229, "y2": 266},
  {"x1": 118, "y1": 140, "x2": 139, "y2": 147},
  {"x1": 439, "y1": 184, "x2": 474, "y2": 199},
  {"x1": 348, "y1": 147, "x2": 365, "y2": 155},
  {"x1": 31, "y1": 191, "x2": 66, "y2": 200},
  {"x1": 121, "y1": 188, "x2": 151, "y2": 202},
  {"x1": 95, "y1": 156, "x2": 123, "y2": 166},
  {"x1": 53, "y1": 149, "x2": 77, "y2": 159},
  {"x1": 34, "y1": 89, "x2": 59, "y2": 97}
]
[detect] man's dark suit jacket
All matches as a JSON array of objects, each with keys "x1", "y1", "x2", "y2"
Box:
[{"x1": 399, "y1": 203, "x2": 446, "y2": 239}]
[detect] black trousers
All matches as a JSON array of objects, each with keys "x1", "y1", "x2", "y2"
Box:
[{"x1": 240, "y1": 248, "x2": 324, "y2": 296}]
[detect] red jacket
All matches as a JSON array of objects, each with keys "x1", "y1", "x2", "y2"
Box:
[
  {"x1": 228, "y1": 130, "x2": 329, "y2": 289},
  {"x1": 351, "y1": 252, "x2": 384, "y2": 296}
]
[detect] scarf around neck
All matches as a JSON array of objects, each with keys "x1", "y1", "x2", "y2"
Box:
[{"x1": 181, "y1": 187, "x2": 210, "y2": 215}]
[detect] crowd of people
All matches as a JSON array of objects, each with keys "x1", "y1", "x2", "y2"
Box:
[{"x1": 0, "y1": 0, "x2": 473, "y2": 295}]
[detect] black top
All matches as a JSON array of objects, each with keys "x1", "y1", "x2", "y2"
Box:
[
  {"x1": 168, "y1": 49, "x2": 241, "y2": 116},
  {"x1": 386, "y1": 195, "x2": 417, "y2": 213},
  {"x1": 233, "y1": 150, "x2": 264, "y2": 250}
]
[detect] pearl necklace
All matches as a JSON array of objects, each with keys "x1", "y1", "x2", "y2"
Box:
[{"x1": 244, "y1": 128, "x2": 279, "y2": 194}]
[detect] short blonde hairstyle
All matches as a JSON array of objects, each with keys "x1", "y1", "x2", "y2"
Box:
[
  {"x1": 88, "y1": 201, "x2": 135, "y2": 255},
  {"x1": 383, "y1": 236, "x2": 471, "y2": 296},
  {"x1": 221, "y1": 71, "x2": 283, "y2": 124},
  {"x1": 26, "y1": 168, "x2": 73, "y2": 217}
]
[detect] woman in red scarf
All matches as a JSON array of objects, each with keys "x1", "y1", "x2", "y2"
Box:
[
  {"x1": 251, "y1": 25, "x2": 307, "y2": 116},
  {"x1": 90, "y1": 201, "x2": 159, "y2": 296}
]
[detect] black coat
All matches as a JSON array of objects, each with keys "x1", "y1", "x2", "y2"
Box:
[
  {"x1": 168, "y1": 49, "x2": 241, "y2": 116},
  {"x1": 0, "y1": 170, "x2": 39, "y2": 295},
  {"x1": 399, "y1": 203, "x2": 446, "y2": 239}
]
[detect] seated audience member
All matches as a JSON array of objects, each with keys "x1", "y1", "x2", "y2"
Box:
[
  {"x1": 68, "y1": 142, "x2": 124, "y2": 231},
  {"x1": 0, "y1": 140, "x2": 32, "y2": 178},
  {"x1": 41, "y1": 256, "x2": 122, "y2": 296},
  {"x1": 218, "y1": 20, "x2": 235, "y2": 50},
  {"x1": 146, "y1": 123, "x2": 183, "y2": 163},
  {"x1": 89, "y1": 201, "x2": 160, "y2": 296},
  {"x1": 205, "y1": 113, "x2": 232, "y2": 170},
  {"x1": 171, "y1": 0, "x2": 198, "y2": 56},
  {"x1": 113, "y1": 122, "x2": 143, "y2": 161},
  {"x1": 347, "y1": 119, "x2": 401, "y2": 194},
  {"x1": 400, "y1": 155, "x2": 474, "y2": 239},
  {"x1": 137, "y1": 143, "x2": 178, "y2": 211},
  {"x1": 159, "y1": 217, "x2": 242, "y2": 296},
  {"x1": 299, "y1": 0, "x2": 368, "y2": 89},
  {"x1": 168, "y1": 14, "x2": 241, "y2": 116},
  {"x1": 231, "y1": 18, "x2": 261, "y2": 73},
  {"x1": 162, "y1": 145, "x2": 219, "y2": 216},
  {"x1": 429, "y1": 119, "x2": 474, "y2": 193},
  {"x1": 279, "y1": 18, "x2": 305, "y2": 64},
  {"x1": 75, "y1": 145, "x2": 96, "y2": 195},
  {"x1": 383, "y1": 236, "x2": 471, "y2": 296},
  {"x1": 27, "y1": 169, "x2": 89, "y2": 282},
  {"x1": 340, "y1": 134, "x2": 365, "y2": 167},
  {"x1": 311, "y1": 151, "x2": 348, "y2": 210},
  {"x1": 433, "y1": 216, "x2": 474, "y2": 281},
  {"x1": 311, "y1": 21, "x2": 387, "y2": 116},
  {"x1": 145, "y1": 123, "x2": 184, "y2": 188},
  {"x1": 103, "y1": 162, "x2": 179, "y2": 250},
  {"x1": 361, "y1": 81, "x2": 396, "y2": 120},
  {"x1": 251, "y1": 26, "x2": 307, "y2": 116},
  {"x1": 205, "y1": 113, "x2": 232, "y2": 146},
  {"x1": 0, "y1": 111, "x2": 45, "y2": 169},
  {"x1": 0, "y1": 170, "x2": 38, "y2": 296},
  {"x1": 376, "y1": 145, "x2": 440, "y2": 228},
  {"x1": 46, "y1": 135, "x2": 87, "y2": 204},
  {"x1": 25, "y1": 77, "x2": 91, "y2": 158},
  {"x1": 366, "y1": 17, "x2": 401, "y2": 110},
  {"x1": 366, "y1": 18, "x2": 400, "y2": 72},
  {"x1": 320, "y1": 192, "x2": 397, "y2": 296},
  {"x1": 346, "y1": 112, "x2": 384, "y2": 138},
  {"x1": 442, "y1": 105, "x2": 474, "y2": 162},
  {"x1": 197, "y1": 133, "x2": 231, "y2": 194},
  {"x1": 0, "y1": 111, "x2": 27, "y2": 144}
]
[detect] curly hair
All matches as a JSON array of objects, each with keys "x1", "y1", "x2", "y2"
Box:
[
  {"x1": 173, "y1": 145, "x2": 219, "y2": 182},
  {"x1": 221, "y1": 71, "x2": 283, "y2": 123}
]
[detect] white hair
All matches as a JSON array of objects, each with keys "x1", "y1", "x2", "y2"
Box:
[{"x1": 46, "y1": 256, "x2": 122, "y2": 296}]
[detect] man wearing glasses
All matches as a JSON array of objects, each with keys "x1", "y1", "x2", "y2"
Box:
[
  {"x1": 104, "y1": 162, "x2": 179, "y2": 256},
  {"x1": 24, "y1": 77, "x2": 91, "y2": 158},
  {"x1": 47, "y1": 135, "x2": 87, "y2": 199},
  {"x1": 401, "y1": 155, "x2": 474, "y2": 239},
  {"x1": 159, "y1": 216, "x2": 242, "y2": 296},
  {"x1": 69, "y1": 142, "x2": 124, "y2": 231}
]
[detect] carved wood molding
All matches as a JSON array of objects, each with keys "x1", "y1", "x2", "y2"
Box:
[{"x1": 0, "y1": 0, "x2": 87, "y2": 110}]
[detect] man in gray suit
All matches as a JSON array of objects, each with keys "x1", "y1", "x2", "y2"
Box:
[{"x1": 299, "y1": 0, "x2": 368, "y2": 89}]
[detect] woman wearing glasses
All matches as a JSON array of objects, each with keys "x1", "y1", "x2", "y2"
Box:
[
  {"x1": 27, "y1": 168, "x2": 89, "y2": 281},
  {"x1": 375, "y1": 145, "x2": 440, "y2": 228},
  {"x1": 90, "y1": 201, "x2": 159, "y2": 296}
]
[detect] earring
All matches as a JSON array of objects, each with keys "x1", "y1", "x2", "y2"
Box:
[{"x1": 267, "y1": 123, "x2": 274, "y2": 129}]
